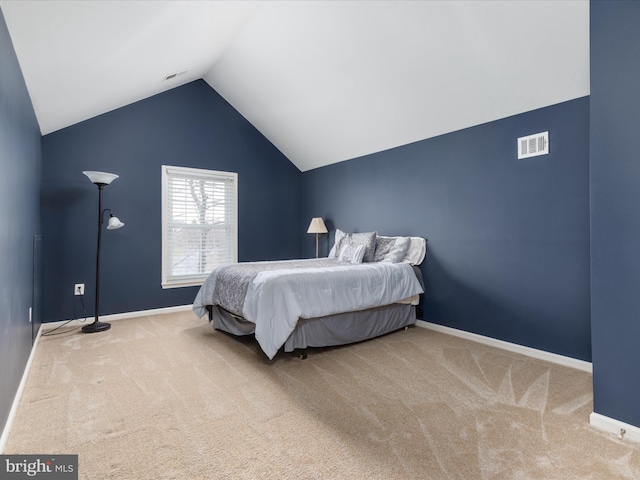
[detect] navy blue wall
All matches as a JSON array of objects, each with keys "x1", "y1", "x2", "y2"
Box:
[
  {"x1": 590, "y1": 1, "x2": 640, "y2": 428},
  {"x1": 303, "y1": 97, "x2": 591, "y2": 361},
  {"x1": 41, "y1": 80, "x2": 301, "y2": 323},
  {"x1": 0, "y1": 9, "x2": 41, "y2": 437}
]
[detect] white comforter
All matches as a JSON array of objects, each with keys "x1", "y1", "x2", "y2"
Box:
[{"x1": 194, "y1": 259, "x2": 424, "y2": 359}]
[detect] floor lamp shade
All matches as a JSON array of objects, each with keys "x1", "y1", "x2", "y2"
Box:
[
  {"x1": 307, "y1": 217, "x2": 328, "y2": 258},
  {"x1": 107, "y1": 214, "x2": 125, "y2": 230},
  {"x1": 83, "y1": 171, "x2": 119, "y2": 185}
]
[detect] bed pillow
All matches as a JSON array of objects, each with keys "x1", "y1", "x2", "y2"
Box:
[
  {"x1": 338, "y1": 244, "x2": 366, "y2": 264},
  {"x1": 383, "y1": 236, "x2": 411, "y2": 263},
  {"x1": 373, "y1": 236, "x2": 396, "y2": 262},
  {"x1": 349, "y1": 231, "x2": 377, "y2": 262},
  {"x1": 328, "y1": 229, "x2": 348, "y2": 258},
  {"x1": 401, "y1": 237, "x2": 427, "y2": 265},
  {"x1": 373, "y1": 236, "x2": 410, "y2": 263},
  {"x1": 329, "y1": 229, "x2": 377, "y2": 262}
]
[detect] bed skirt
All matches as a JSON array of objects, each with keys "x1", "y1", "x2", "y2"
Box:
[{"x1": 208, "y1": 303, "x2": 416, "y2": 353}]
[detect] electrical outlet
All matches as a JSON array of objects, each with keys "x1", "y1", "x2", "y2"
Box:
[
  {"x1": 29, "y1": 306, "x2": 32, "y2": 323},
  {"x1": 74, "y1": 283, "x2": 85, "y2": 296}
]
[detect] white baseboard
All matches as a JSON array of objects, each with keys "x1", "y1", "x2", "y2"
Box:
[
  {"x1": 415, "y1": 320, "x2": 592, "y2": 373},
  {"x1": 590, "y1": 412, "x2": 640, "y2": 443},
  {"x1": 0, "y1": 324, "x2": 43, "y2": 453},
  {"x1": 41, "y1": 304, "x2": 194, "y2": 331}
]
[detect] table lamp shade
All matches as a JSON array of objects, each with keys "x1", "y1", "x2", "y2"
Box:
[{"x1": 307, "y1": 217, "x2": 328, "y2": 234}]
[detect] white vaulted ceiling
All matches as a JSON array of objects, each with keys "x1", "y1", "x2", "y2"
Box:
[{"x1": 0, "y1": 1, "x2": 589, "y2": 171}]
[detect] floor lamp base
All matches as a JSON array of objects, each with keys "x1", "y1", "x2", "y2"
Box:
[{"x1": 82, "y1": 320, "x2": 111, "y2": 333}]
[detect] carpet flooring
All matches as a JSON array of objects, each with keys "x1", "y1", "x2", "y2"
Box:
[{"x1": 4, "y1": 311, "x2": 640, "y2": 479}]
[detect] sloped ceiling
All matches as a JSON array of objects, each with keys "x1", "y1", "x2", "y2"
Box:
[{"x1": 1, "y1": 0, "x2": 589, "y2": 172}]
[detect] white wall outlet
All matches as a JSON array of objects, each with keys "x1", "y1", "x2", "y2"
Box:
[
  {"x1": 29, "y1": 306, "x2": 32, "y2": 323},
  {"x1": 74, "y1": 283, "x2": 85, "y2": 296}
]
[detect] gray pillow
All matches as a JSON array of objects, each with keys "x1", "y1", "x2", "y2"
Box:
[
  {"x1": 373, "y1": 236, "x2": 396, "y2": 262},
  {"x1": 333, "y1": 230, "x2": 377, "y2": 262},
  {"x1": 382, "y1": 236, "x2": 410, "y2": 263},
  {"x1": 347, "y1": 231, "x2": 377, "y2": 262},
  {"x1": 374, "y1": 236, "x2": 411, "y2": 263}
]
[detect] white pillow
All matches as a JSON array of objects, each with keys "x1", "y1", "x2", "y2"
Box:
[
  {"x1": 328, "y1": 229, "x2": 348, "y2": 258},
  {"x1": 401, "y1": 237, "x2": 427, "y2": 265}
]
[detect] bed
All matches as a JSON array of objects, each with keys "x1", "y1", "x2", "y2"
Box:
[{"x1": 192, "y1": 231, "x2": 426, "y2": 359}]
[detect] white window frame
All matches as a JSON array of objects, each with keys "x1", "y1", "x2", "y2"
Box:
[{"x1": 161, "y1": 165, "x2": 238, "y2": 288}]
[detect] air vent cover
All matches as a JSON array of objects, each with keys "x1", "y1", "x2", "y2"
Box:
[{"x1": 518, "y1": 131, "x2": 549, "y2": 159}]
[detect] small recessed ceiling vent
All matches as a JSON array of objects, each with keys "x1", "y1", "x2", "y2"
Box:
[
  {"x1": 163, "y1": 68, "x2": 190, "y2": 82},
  {"x1": 518, "y1": 131, "x2": 549, "y2": 159}
]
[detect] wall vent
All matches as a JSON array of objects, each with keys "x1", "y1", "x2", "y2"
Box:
[{"x1": 518, "y1": 131, "x2": 549, "y2": 159}]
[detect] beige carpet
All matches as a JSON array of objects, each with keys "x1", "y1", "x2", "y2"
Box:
[{"x1": 4, "y1": 311, "x2": 640, "y2": 479}]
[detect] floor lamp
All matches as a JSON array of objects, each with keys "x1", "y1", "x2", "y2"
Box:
[
  {"x1": 82, "y1": 171, "x2": 125, "y2": 333},
  {"x1": 307, "y1": 217, "x2": 328, "y2": 258}
]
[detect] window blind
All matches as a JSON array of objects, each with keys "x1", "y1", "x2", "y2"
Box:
[{"x1": 161, "y1": 166, "x2": 237, "y2": 288}]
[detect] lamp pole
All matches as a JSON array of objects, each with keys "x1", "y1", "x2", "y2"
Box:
[
  {"x1": 83, "y1": 182, "x2": 111, "y2": 333},
  {"x1": 81, "y1": 171, "x2": 124, "y2": 333}
]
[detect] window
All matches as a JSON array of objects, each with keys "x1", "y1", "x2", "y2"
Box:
[{"x1": 161, "y1": 165, "x2": 237, "y2": 288}]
